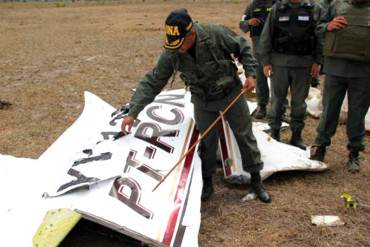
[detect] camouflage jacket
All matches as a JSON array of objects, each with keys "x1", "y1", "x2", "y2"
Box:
[
  {"x1": 128, "y1": 22, "x2": 257, "y2": 118},
  {"x1": 317, "y1": 0, "x2": 370, "y2": 77},
  {"x1": 258, "y1": 0, "x2": 324, "y2": 67}
]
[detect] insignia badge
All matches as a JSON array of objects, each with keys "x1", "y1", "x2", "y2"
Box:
[
  {"x1": 298, "y1": 16, "x2": 310, "y2": 21},
  {"x1": 278, "y1": 16, "x2": 290, "y2": 22}
]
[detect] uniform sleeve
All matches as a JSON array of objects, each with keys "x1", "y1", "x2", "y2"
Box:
[
  {"x1": 313, "y1": 4, "x2": 325, "y2": 64},
  {"x1": 244, "y1": 0, "x2": 255, "y2": 17},
  {"x1": 239, "y1": 0, "x2": 255, "y2": 33},
  {"x1": 217, "y1": 25, "x2": 257, "y2": 77},
  {"x1": 318, "y1": 0, "x2": 334, "y2": 13},
  {"x1": 257, "y1": 5, "x2": 276, "y2": 66},
  {"x1": 128, "y1": 50, "x2": 175, "y2": 118},
  {"x1": 315, "y1": 0, "x2": 336, "y2": 37}
]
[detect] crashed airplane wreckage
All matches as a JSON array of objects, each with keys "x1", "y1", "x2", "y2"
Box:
[{"x1": 0, "y1": 89, "x2": 327, "y2": 247}]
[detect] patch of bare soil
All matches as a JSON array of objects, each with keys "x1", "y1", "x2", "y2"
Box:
[{"x1": 0, "y1": 1, "x2": 369, "y2": 246}]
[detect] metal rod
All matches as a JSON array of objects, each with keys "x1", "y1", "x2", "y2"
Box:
[{"x1": 152, "y1": 88, "x2": 246, "y2": 192}]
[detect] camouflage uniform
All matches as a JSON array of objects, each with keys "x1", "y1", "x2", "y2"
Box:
[
  {"x1": 258, "y1": 0, "x2": 323, "y2": 146},
  {"x1": 128, "y1": 22, "x2": 263, "y2": 178},
  {"x1": 240, "y1": 0, "x2": 275, "y2": 110},
  {"x1": 311, "y1": 0, "x2": 370, "y2": 171}
]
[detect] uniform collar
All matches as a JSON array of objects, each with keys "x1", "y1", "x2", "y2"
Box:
[
  {"x1": 193, "y1": 22, "x2": 210, "y2": 42},
  {"x1": 281, "y1": 0, "x2": 313, "y2": 7}
]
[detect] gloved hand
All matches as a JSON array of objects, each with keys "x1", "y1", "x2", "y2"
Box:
[{"x1": 327, "y1": 16, "x2": 347, "y2": 32}]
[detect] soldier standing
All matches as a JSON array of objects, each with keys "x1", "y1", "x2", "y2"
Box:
[
  {"x1": 258, "y1": 0, "x2": 323, "y2": 149},
  {"x1": 310, "y1": 0, "x2": 370, "y2": 173},
  {"x1": 121, "y1": 9, "x2": 272, "y2": 203},
  {"x1": 240, "y1": 0, "x2": 275, "y2": 119}
]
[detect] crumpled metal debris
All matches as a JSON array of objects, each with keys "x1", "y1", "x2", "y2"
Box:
[{"x1": 311, "y1": 215, "x2": 345, "y2": 227}]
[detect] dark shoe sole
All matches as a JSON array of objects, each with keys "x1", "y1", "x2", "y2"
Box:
[
  {"x1": 347, "y1": 163, "x2": 360, "y2": 174},
  {"x1": 257, "y1": 192, "x2": 272, "y2": 203},
  {"x1": 253, "y1": 106, "x2": 267, "y2": 119},
  {"x1": 254, "y1": 112, "x2": 266, "y2": 119},
  {"x1": 289, "y1": 141, "x2": 307, "y2": 150},
  {"x1": 310, "y1": 155, "x2": 325, "y2": 162},
  {"x1": 309, "y1": 146, "x2": 326, "y2": 162},
  {"x1": 201, "y1": 187, "x2": 214, "y2": 202},
  {"x1": 251, "y1": 186, "x2": 272, "y2": 203}
]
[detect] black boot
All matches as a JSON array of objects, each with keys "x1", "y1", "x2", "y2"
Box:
[
  {"x1": 311, "y1": 76, "x2": 320, "y2": 88},
  {"x1": 201, "y1": 176, "x2": 214, "y2": 202},
  {"x1": 254, "y1": 105, "x2": 267, "y2": 119},
  {"x1": 289, "y1": 130, "x2": 307, "y2": 150},
  {"x1": 250, "y1": 172, "x2": 271, "y2": 203},
  {"x1": 347, "y1": 152, "x2": 360, "y2": 174},
  {"x1": 271, "y1": 128, "x2": 280, "y2": 141},
  {"x1": 310, "y1": 145, "x2": 326, "y2": 162}
]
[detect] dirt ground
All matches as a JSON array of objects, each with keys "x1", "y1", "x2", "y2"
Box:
[{"x1": 0, "y1": 1, "x2": 369, "y2": 246}]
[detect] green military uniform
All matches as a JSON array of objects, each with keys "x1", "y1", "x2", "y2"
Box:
[
  {"x1": 128, "y1": 22, "x2": 263, "y2": 178},
  {"x1": 240, "y1": 0, "x2": 275, "y2": 109},
  {"x1": 314, "y1": 0, "x2": 370, "y2": 155},
  {"x1": 259, "y1": 0, "x2": 323, "y2": 138},
  {"x1": 318, "y1": 0, "x2": 334, "y2": 9}
]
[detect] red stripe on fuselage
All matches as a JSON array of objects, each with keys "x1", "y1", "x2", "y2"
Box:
[{"x1": 162, "y1": 129, "x2": 199, "y2": 246}]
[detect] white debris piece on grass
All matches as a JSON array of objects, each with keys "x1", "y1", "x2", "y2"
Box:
[
  {"x1": 306, "y1": 87, "x2": 322, "y2": 118},
  {"x1": 311, "y1": 215, "x2": 345, "y2": 227},
  {"x1": 241, "y1": 192, "x2": 257, "y2": 202},
  {"x1": 306, "y1": 88, "x2": 370, "y2": 132}
]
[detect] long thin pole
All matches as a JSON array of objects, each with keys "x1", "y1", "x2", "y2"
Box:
[{"x1": 152, "y1": 88, "x2": 246, "y2": 192}]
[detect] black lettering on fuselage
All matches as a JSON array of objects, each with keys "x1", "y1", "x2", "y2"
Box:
[
  {"x1": 101, "y1": 131, "x2": 121, "y2": 140},
  {"x1": 109, "y1": 113, "x2": 125, "y2": 126},
  {"x1": 73, "y1": 152, "x2": 112, "y2": 167},
  {"x1": 153, "y1": 94, "x2": 185, "y2": 108},
  {"x1": 109, "y1": 177, "x2": 153, "y2": 219},
  {"x1": 146, "y1": 106, "x2": 184, "y2": 125},
  {"x1": 144, "y1": 146, "x2": 156, "y2": 159},
  {"x1": 124, "y1": 150, "x2": 163, "y2": 181},
  {"x1": 57, "y1": 168, "x2": 99, "y2": 193},
  {"x1": 134, "y1": 123, "x2": 178, "y2": 153}
]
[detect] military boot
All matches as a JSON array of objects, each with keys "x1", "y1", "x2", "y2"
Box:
[
  {"x1": 201, "y1": 176, "x2": 214, "y2": 202},
  {"x1": 289, "y1": 130, "x2": 307, "y2": 150},
  {"x1": 311, "y1": 76, "x2": 320, "y2": 88},
  {"x1": 347, "y1": 152, "x2": 360, "y2": 174},
  {"x1": 254, "y1": 105, "x2": 267, "y2": 119},
  {"x1": 310, "y1": 145, "x2": 326, "y2": 162},
  {"x1": 271, "y1": 129, "x2": 280, "y2": 141},
  {"x1": 250, "y1": 172, "x2": 271, "y2": 203}
]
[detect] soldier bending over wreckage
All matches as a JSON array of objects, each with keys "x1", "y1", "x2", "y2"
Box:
[{"x1": 120, "y1": 8, "x2": 272, "y2": 203}]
